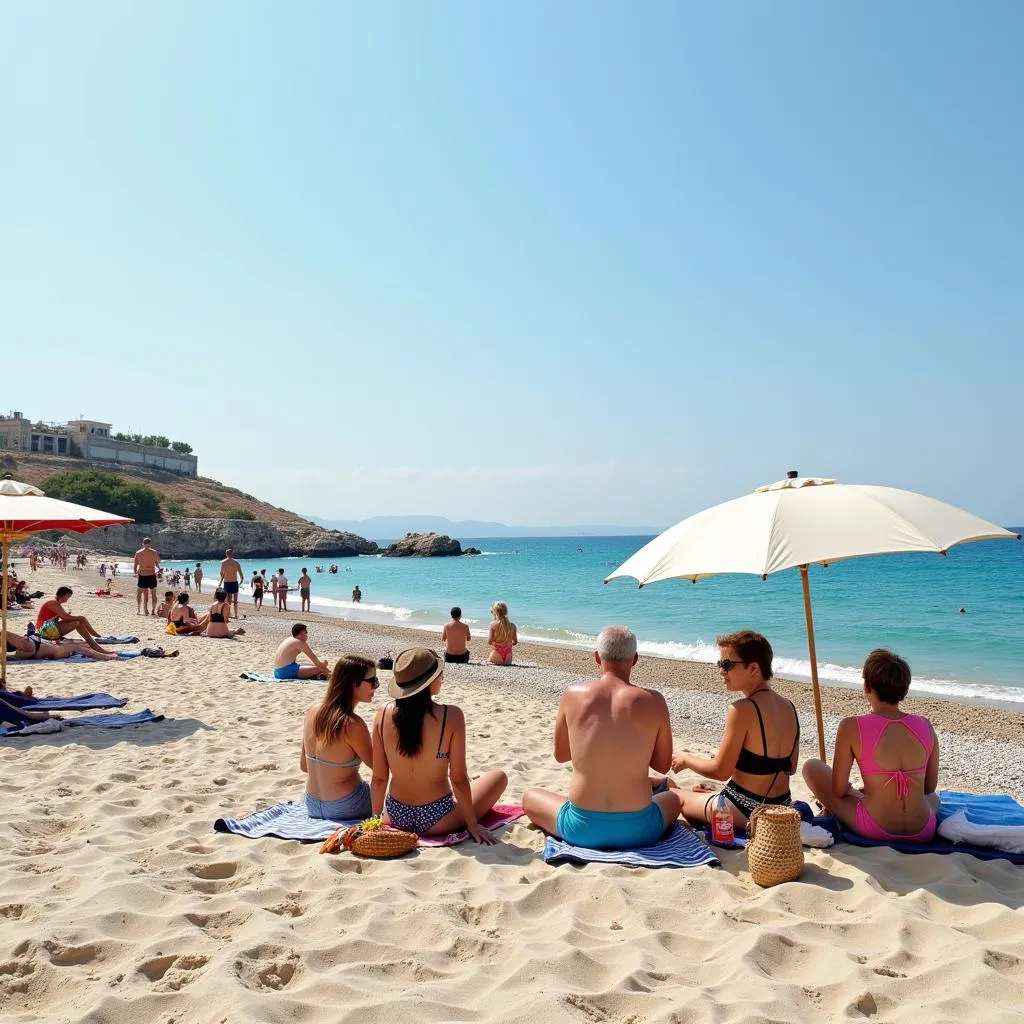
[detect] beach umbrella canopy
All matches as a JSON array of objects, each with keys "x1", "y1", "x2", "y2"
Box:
[
  {"x1": 0, "y1": 476, "x2": 133, "y2": 684},
  {"x1": 605, "y1": 473, "x2": 1021, "y2": 758}
]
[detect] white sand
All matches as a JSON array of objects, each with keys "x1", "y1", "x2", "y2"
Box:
[{"x1": 2, "y1": 567, "x2": 1023, "y2": 1023}]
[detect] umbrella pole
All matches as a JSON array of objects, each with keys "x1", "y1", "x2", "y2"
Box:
[
  {"x1": 1, "y1": 538, "x2": 9, "y2": 688},
  {"x1": 799, "y1": 565, "x2": 826, "y2": 760}
]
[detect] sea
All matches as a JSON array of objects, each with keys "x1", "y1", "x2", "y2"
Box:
[{"x1": 154, "y1": 533, "x2": 1024, "y2": 706}]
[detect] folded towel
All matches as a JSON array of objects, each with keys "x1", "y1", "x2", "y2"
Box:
[
  {"x1": 542, "y1": 823, "x2": 720, "y2": 869},
  {"x1": 94, "y1": 635, "x2": 139, "y2": 644},
  {"x1": 937, "y1": 792, "x2": 1024, "y2": 854},
  {"x1": 14, "y1": 719, "x2": 65, "y2": 735},
  {"x1": 213, "y1": 802, "x2": 523, "y2": 846},
  {"x1": 11, "y1": 692, "x2": 128, "y2": 711},
  {"x1": 0, "y1": 709, "x2": 165, "y2": 736}
]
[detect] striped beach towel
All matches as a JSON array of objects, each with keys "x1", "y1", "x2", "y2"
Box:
[{"x1": 542, "y1": 823, "x2": 721, "y2": 869}]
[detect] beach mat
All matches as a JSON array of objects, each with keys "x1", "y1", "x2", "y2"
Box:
[
  {"x1": 542, "y1": 823, "x2": 720, "y2": 869},
  {"x1": 0, "y1": 709, "x2": 165, "y2": 736},
  {"x1": 6, "y1": 692, "x2": 128, "y2": 711},
  {"x1": 239, "y1": 671, "x2": 327, "y2": 683},
  {"x1": 94, "y1": 635, "x2": 139, "y2": 644},
  {"x1": 214, "y1": 802, "x2": 523, "y2": 846}
]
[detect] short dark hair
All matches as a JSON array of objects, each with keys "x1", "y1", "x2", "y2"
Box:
[
  {"x1": 291, "y1": 623, "x2": 307, "y2": 637},
  {"x1": 56, "y1": 586, "x2": 73, "y2": 599},
  {"x1": 717, "y1": 629, "x2": 773, "y2": 680},
  {"x1": 177, "y1": 593, "x2": 189, "y2": 604},
  {"x1": 302, "y1": 567, "x2": 307, "y2": 573},
  {"x1": 164, "y1": 591, "x2": 174, "y2": 599},
  {"x1": 863, "y1": 648, "x2": 911, "y2": 704},
  {"x1": 214, "y1": 588, "x2": 227, "y2": 601},
  {"x1": 451, "y1": 606, "x2": 462, "y2": 619}
]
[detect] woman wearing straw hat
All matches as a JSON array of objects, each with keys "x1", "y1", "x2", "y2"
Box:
[{"x1": 371, "y1": 647, "x2": 508, "y2": 843}]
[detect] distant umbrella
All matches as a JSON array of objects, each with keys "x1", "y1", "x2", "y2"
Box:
[{"x1": 606, "y1": 473, "x2": 1020, "y2": 759}]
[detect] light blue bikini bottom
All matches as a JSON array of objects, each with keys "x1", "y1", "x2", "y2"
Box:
[{"x1": 304, "y1": 781, "x2": 372, "y2": 821}]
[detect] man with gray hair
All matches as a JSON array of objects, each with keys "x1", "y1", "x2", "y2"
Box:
[{"x1": 523, "y1": 625, "x2": 681, "y2": 850}]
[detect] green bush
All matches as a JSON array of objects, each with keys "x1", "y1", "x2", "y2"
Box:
[
  {"x1": 165, "y1": 499, "x2": 186, "y2": 517},
  {"x1": 41, "y1": 469, "x2": 163, "y2": 523},
  {"x1": 225, "y1": 509, "x2": 256, "y2": 521}
]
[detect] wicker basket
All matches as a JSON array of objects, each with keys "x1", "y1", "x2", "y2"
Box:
[
  {"x1": 747, "y1": 805, "x2": 804, "y2": 887},
  {"x1": 319, "y1": 817, "x2": 418, "y2": 859}
]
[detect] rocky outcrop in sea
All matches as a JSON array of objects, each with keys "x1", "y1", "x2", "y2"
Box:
[{"x1": 381, "y1": 532, "x2": 464, "y2": 557}]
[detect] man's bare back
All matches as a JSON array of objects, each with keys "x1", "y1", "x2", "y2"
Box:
[
  {"x1": 561, "y1": 674, "x2": 672, "y2": 812},
  {"x1": 442, "y1": 620, "x2": 471, "y2": 656}
]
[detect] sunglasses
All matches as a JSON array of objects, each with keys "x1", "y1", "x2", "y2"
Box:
[
  {"x1": 364, "y1": 676, "x2": 380, "y2": 689},
  {"x1": 716, "y1": 659, "x2": 749, "y2": 672}
]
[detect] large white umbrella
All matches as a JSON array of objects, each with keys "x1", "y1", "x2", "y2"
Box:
[
  {"x1": 605, "y1": 473, "x2": 1020, "y2": 759},
  {"x1": 0, "y1": 476, "x2": 133, "y2": 685}
]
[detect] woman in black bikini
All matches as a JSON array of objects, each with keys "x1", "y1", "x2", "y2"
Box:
[
  {"x1": 205, "y1": 588, "x2": 246, "y2": 639},
  {"x1": 671, "y1": 630, "x2": 800, "y2": 830},
  {"x1": 371, "y1": 647, "x2": 507, "y2": 842}
]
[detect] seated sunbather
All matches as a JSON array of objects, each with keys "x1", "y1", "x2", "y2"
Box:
[
  {"x1": 168, "y1": 593, "x2": 207, "y2": 635},
  {"x1": 273, "y1": 623, "x2": 329, "y2": 679},
  {"x1": 670, "y1": 630, "x2": 800, "y2": 830},
  {"x1": 522, "y1": 626, "x2": 681, "y2": 850},
  {"x1": 35, "y1": 587, "x2": 113, "y2": 654},
  {"x1": 300, "y1": 655, "x2": 377, "y2": 819},
  {"x1": 205, "y1": 589, "x2": 245, "y2": 639},
  {"x1": 6, "y1": 633, "x2": 118, "y2": 662},
  {"x1": 803, "y1": 649, "x2": 939, "y2": 843},
  {"x1": 156, "y1": 591, "x2": 175, "y2": 620},
  {"x1": 372, "y1": 647, "x2": 507, "y2": 842}
]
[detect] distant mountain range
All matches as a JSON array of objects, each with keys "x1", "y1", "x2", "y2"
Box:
[{"x1": 306, "y1": 514, "x2": 660, "y2": 540}]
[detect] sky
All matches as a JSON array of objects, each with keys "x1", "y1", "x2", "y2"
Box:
[{"x1": 2, "y1": 2, "x2": 1022, "y2": 527}]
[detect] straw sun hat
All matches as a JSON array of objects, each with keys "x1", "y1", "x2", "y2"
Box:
[{"x1": 387, "y1": 647, "x2": 443, "y2": 700}]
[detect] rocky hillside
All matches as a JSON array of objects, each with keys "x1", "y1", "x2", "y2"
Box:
[{"x1": 5, "y1": 453, "x2": 377, "y2": 558}]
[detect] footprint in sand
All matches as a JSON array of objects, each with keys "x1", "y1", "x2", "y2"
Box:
[
  {"x1": 137, "y1": 953, "x2": 210, "y2": 992},
  {"x1": 0, "y1": 905, "x2": 27, "y2": 921},
  {"x1": 42, "y1": 941, "x2": 105, "y2": 967},
  {"x1": 185, "y1": 910, "x2": 252, "y2": 940},
  {"x1": 232, "y1": 945, "x2": 299, "y2": 992}
]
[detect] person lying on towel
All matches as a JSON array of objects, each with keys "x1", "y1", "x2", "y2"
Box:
[
  {"x1": 670, "y1": 630, "x2": 800, "y2": 831},
  {"x1": 0, "y1": 694, "x2": 61, "y2": 727},
  {"x1": 522, "y1": 626, "x2": 681, "y2": 850},
  {"x1": 372, "y1": 647, "x2": 507, "y2": 843},
  {"x1": 6, "y1": 632, "x2": 119, "y2": 663},
  {"x1": 803, "y1": 649, "x2": 939, "y2": 844},
  {"x1": 300, "y1": 655, "x2": 378, "y2": 820}
]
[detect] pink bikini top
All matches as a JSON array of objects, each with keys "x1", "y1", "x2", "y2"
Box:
[{"x1": 856, "y1": 713, "x2": 933, "y2": 800}]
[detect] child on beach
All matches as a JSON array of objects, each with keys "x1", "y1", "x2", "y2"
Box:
[
  {"x1": 802, "y1": 649, "x2": 939, "y2": 843},
  {"x1": 487, "y1": 602, "x2": 517, "y2": 665},
  {"x1": 156, "y1": 591, "x2": 175, "y2": 620}
]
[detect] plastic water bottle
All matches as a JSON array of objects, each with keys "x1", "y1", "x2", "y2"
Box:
[{"x1": 710, "y1": 793, "x2": 735, "y2": 846}]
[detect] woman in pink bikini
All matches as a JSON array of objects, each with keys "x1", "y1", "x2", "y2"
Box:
[
  {"x1": 487, "y1": 602, "x2": 517, "y2": 665},
  {"x1": 803, "y1": 648, "x2": 940, "y2": 843}
]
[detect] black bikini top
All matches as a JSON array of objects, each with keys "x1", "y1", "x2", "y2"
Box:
[{"x1": 734, "y1": 693, "x2": 800, "y2": 776}]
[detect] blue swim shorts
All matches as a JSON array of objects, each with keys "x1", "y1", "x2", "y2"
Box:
[
  {"x1": 555, "y1": 801, "x2": 667, "y2": 851},
  {"x1": 273, "y1": 662, "x2": 301, "y2": 680},
  {"x1": 223, "y1": 581, "x2": 239, "y2": 594}
]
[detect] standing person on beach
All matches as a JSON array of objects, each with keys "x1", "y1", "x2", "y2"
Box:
[
  {"x1": 671, "y1": 630, "x2": 800, "y2": 830},
  {"x1": 273, "y1": 623, "x2": 329, "y2": 679},
  {"x1": 298, "y1": 567, "x2": 312, "y2": 613},
  {"x1": 522, "y1": 626, "x2": 681, "y2": 850},
  {"x1": 372, "y1": 647, "x2": 508, "y2": 842},
  {"x1": 351, "y1": 584, "x2": 361, "y2": 603},
  {"x1": 276, "y1": 568, "x2": 289, "y2": 611},
  {"x1": 251, "y1": 571, "x2": 264, "y2": 610},
  {"x1": 218, "y1": 548, "x2": 244, "y2": 618},
  {"x1": 133, "y1": 538, "x2": 161, "y2": 616},
  {"x1": 487, "y1": 602, "x2": 517, "y2": 665},
  {"x1": 194, "y1": 562, "x2": 204, "y2": 593},
  {"x1": 802, "y1": 649, "x2": 939, "y2": 843},
  {"x1": 442, "y1": 607, "x2": 471, "y2": 663}
]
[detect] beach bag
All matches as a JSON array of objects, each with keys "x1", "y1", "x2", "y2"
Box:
[
  {"x1": 319, "y1": 817, "x2": 417, "y2": 859},
  {"x1": 747, "y1": 805, "x2": 804, "y2": 887}
]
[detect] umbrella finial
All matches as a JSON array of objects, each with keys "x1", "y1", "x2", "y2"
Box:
[{"x1": 787, "y1": 469, "x2": 798, "y2": 479}]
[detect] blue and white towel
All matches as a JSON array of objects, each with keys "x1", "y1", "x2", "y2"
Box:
[
  {"x1": 9, "y1": 692, "x2": 128, "y2": 711},
  {"x1": 94, "y1": 635, "x2": 139, "y2": 644},
  {"x1": 937, "y1": 792, "x2": 1024, "y2": 855},
  {"x1": 239, "y1": 671, "x2": 326, "y2": 683},
  {"x1": 214, "y1": 802, "x2": 358, "y2": 841},
  {"x1": 0, "y1": 708, "x2": 165, "y2": 736},
  {"x1": 542, "y1": 823, "x2": 720, "y2": 869}
]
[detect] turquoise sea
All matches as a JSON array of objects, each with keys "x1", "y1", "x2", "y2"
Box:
[{"x1": 159, "y1": 533, "x2": 1024, "y2": 705}]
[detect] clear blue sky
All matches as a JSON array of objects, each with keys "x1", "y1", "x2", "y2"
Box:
[{"x1": 2, "y1": 2, "x2": 1021, "y2": 526}]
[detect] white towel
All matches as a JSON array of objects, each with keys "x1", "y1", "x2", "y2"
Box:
[
  {"x1": 938, "y1": 810, "x2": 1024, "y2": 855},
  {"x1": 800, "y1": 822, "x2": 834, "y2": 848},
  {"x1": 15, "y1": 719, "x2": 66, "y2": 735}
]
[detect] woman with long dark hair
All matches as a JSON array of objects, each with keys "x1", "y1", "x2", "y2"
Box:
[
  {"x1": 300, "y1": 653, "x2": 378, "y2": 820},
  {"x1": 372, "y1": 647, "x2": 507, "y2": 843}
]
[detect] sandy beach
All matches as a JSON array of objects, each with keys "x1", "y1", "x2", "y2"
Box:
[{"x1": 2, "y1": 565, "x2": 1023, "y2": 1023}]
